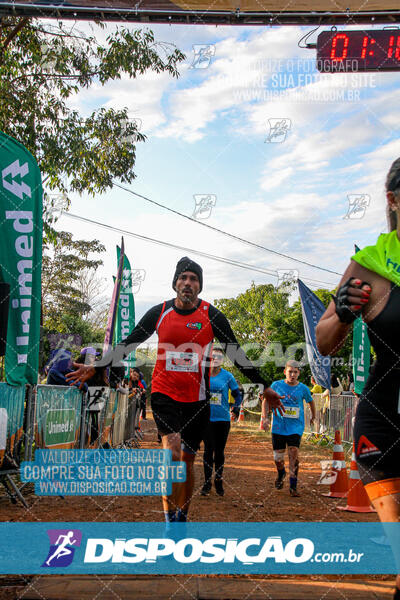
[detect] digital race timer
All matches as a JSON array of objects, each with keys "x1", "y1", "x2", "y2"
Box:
[{"x1": 317, "y1": 29, "x2": 400, "y2": 72}]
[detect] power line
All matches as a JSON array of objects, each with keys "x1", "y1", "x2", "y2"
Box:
[
  {"x1": 112, "y1": 181, "x2": 342, "y2": 276},
  {"x1": 62, "y1": 211, "x2": 337, "y2": 289}
]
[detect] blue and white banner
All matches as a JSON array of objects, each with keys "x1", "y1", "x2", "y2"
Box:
[
  {"x1": 298, "y1": 280, "x2": 331, "y2": 390},
  {"x1": 0, "y1": 522, "x2": 399, "y2": 574}
]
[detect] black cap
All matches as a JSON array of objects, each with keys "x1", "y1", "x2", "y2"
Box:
[{"x1": 172, "y1": 257, "x2": 203, "y2": 292}]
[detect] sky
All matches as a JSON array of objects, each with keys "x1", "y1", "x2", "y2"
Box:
[{"x1": 55, "y1": 20, "x2": 400, "y2": 323}]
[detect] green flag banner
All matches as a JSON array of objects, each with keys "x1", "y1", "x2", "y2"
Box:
[
  {"x1": 114, "y1": 244, "x2": 135, "y2": 372},
  {"x1": 352, "y1": 244, "x2": 371, "y2": 395},
  {"x1": 0, "y1": 131, "x2": 43, "y2": 386},
  {"x1": 352, "y1": 317, "x2": 371, "y2": 395}
]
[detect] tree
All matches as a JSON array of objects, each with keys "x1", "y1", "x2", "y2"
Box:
[
  {"x1": 76, "y1": 267, "x2": 109, "y2": 330},
  {"x1": 0, "y1": 18, "x2": 185, "y2": 224},
  {"x1": 214, "y1": 282, "x2": 353, "y2": 386},
  {"x1": 42, "y1": 231, "x2": 106, "y2": 331},
  {"x1": 215, "y1": 282, "x2": 300, "y2": 385}
]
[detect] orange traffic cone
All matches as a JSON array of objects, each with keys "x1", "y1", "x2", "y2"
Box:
[
  {"x1": 322, "y1": 430, "x2": 349, "y2": 498},
  {"x1": 238, "y1": 406, "x2": 245, "y2": 423},
  {"x1": 338, "y1": 443, "x2": 376, "y2": 513}
]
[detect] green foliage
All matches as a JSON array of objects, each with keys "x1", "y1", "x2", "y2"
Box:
[
  {"x1": 42, "y1": 231, "x2": 106, "y2": 329},
  {"x1": 215, "y1": 282, "x2": 353, "y2": 386},
  {"x1": 40, "y1": 231, "x2": 108, "y2": 370},
  {"x1": 0, "y1": 19, "x2": 185, "y2": 215}
]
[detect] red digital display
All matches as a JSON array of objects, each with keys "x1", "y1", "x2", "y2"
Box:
[{"x1": 317, "y1": 30, "x2": 400, "y2": 72}]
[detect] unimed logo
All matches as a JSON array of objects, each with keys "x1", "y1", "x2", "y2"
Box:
[
  {"x1": 42, "y1": 529, "x2": 82, "y2": 567},
  {"x1": 84, "y1": 536, "x2": 314, "y2": 564}
]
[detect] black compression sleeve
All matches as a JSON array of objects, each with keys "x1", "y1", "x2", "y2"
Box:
[
  {"x1": 122, "y1": 303, "x2": 163, "y2": 347},
  {"x1": 97, "y1": 303, "x2": 163, "y2": 367},
  {"x1": 209, "y1": 305, "x2": 271, "y2": 389}
]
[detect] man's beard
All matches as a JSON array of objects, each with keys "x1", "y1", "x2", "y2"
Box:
[{"x1": 178, "y1": 289, "x2": 194, "y2": 304}]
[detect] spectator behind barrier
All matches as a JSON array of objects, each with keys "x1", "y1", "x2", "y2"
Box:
[
  {"x1": 47, "y1": 346, "x2": 107, "y2": 390},
  {"x1": 117, "y1": 378, "x2": 130, "y2": 395},
  {"x1": 109, "y1": 365, "x2": 126, "y2": 389},
  {"x1": 310, "y1": 376, "x2": 323, "y2": 395},
  {"x1": 76, "y1": 347, "x2": 108, "y2": 387},
  {"x1": 129, "y1": 367, "x2": 147, "y2": 419},
  {"x1": 46, "y1": 348, "x2": 80, "y2": 388}
]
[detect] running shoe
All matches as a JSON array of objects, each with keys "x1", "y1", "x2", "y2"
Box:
[
  {"x1": 214, "y1": 479, "x2": 224, "y2": 497},
  {"x1": 201, "y1": 482, "x2": 211, "y2": 496},
  {"x1": 274, "y1": 470, "x2": 286, "y2": 490},
  {"x1": 289, "y1": 487, "x2": 300, "y2": 497}
]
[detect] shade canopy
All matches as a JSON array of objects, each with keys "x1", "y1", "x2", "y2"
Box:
[{"x1": 1, "y1": 0, "x2": 399, "y2": 24}]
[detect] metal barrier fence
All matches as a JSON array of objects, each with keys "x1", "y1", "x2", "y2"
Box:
[
  {"x1": 304, "y1": 393, "x2": 358, "y2": 444},
  {"x1": 0, "y1": 383, "x2": 144, "y2": 505},
  {"x1": 243, "y1": 392, "x2": 358, "y2": 447},
  {"x1": 0, "y1": 382, "x2": 25, "y2": 469},
  {"x1": 36, "y1": 385, "x2": 83, "y2": 450},
  {"x1": 34, "y1": 385, "x2": 143, "y2": 451},
  {"x1": 0, "y1": 383, "x2": 30, "y2": 507}
]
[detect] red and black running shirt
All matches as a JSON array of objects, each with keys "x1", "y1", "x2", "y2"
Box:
[{"x1": 120, "y1": 298, "x2": 270, "y2": 404}]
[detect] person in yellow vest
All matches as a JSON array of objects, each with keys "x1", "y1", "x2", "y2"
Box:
[{"x1": 310, "y1": 376, "x2": 323, "y2": 395}]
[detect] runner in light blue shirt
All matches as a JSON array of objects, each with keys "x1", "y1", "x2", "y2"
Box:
[
  {"x1": 201, "y1": 348, "x2": 242, "y2": 497},
  {"x1": 209, "y1": 368, "x2": 241, "y2": 422},
  {"x1": 261, "y1": 360, "x2": 316, "y2": 497}
]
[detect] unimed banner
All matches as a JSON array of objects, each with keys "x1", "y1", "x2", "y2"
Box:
[
  {"x1": 352, "y1": 317, "x2": 371, "y2": 394},
  {"x1": 36, "y1": 385, "x2": 82, "y2": 449},
  {"x1": 352, "y1": 245, "x2": 371, "y2": 394},
  {"x1": 0, "y1": 131, "x2": 43, "y2": 386},
  {"x1": 114, "y1": 244, "x2": 135, "y2": 371}
]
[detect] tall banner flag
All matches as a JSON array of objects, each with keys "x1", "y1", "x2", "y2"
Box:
[
  {"x1": 114, "y1": 244, "x2": 135, "y2": 372},
  {"x1": 298, "y1": 279, "x2": 331, "y2": 390},
  {"x1": 103, "y1": 238, "x2": 124, "y2": 354},
  {"x1": 0, "y1": 131, "x2": 43, "y2": 386},
  {"x1": 353, "y1": 244, "x2": 371, "y2": 394}
]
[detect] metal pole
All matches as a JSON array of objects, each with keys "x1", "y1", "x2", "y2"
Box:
[{"x1": 79, "y1": 391, "x2": 87, "y2": 449}]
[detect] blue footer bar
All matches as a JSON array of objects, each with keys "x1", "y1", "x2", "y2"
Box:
[{"x1": 1, "y1": 522, "x2": 399, "y2": 574}]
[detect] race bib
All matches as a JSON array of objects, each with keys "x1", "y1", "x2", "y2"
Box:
[
  {"x1": 210, "y1": 393, "x2": 222, "y2": 406},
  {"x1": 283, "y1": 406, "x2": 300, "y2": 419},
  {"x1": 165, "y1": 351, "x2": 199, "y2": 372}
]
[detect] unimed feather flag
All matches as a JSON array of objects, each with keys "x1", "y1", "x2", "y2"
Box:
[{"x1": 0, "y1": 131, "x2": 43, "y2": 385}]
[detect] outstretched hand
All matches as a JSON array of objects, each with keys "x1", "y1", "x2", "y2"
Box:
[
  {"x1": 65, "y1": 363, "x2": 95, "y2": 390},
  {"x1": 263, "y1": 388, "x2": 285, "y2": 415},
  {"x1": 333, "y1": 278, "x2": 371, "y2": 324}
]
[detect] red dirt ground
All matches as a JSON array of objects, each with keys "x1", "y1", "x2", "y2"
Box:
[
  {"x1": 0, "y1": 415, "x2": 379, "y2": 523},
  {"x1": 0, "y1": 414, "x2": 393, "y2": 599}
]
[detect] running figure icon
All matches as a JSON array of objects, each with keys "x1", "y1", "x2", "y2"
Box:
[{"x1": 45, "y1": 531, "x2": 77, "y2": 566}]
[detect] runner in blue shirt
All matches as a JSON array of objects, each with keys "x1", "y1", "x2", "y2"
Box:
[
  {"x1": 201, "y1": 347, "x2": 242, "y2": 497},
  {"x1": 261, "y1": 360, "x2": 316, "y2": 497}
]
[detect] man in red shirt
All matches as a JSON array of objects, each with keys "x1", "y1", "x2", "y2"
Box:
[{"x1": 67, "y1": 257, "x2": 284, "y2": 523}]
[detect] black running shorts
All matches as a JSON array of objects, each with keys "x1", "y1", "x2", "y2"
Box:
[
  {"x1": 151, "y1": 392, "x2": 210, "y2": 454},
  {"x1": 271, "y1": 433, "x2": 301, "y2": 450},
  {"x1": 354, "y1": 400, "x2": 400, "y2": 487}
]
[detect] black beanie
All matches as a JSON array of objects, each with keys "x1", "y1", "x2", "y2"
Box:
[{"x1": 172, "y1": 257, "x2": 203, "y2": 292}]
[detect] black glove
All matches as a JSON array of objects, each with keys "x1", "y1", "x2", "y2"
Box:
[{"x1": 332, "y1": 278, "x2": 370, "y2": 324}]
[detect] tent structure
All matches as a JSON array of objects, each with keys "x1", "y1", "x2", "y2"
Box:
[{"x1": 1, "y1": 0, "x2": 399, "y2": 24}]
